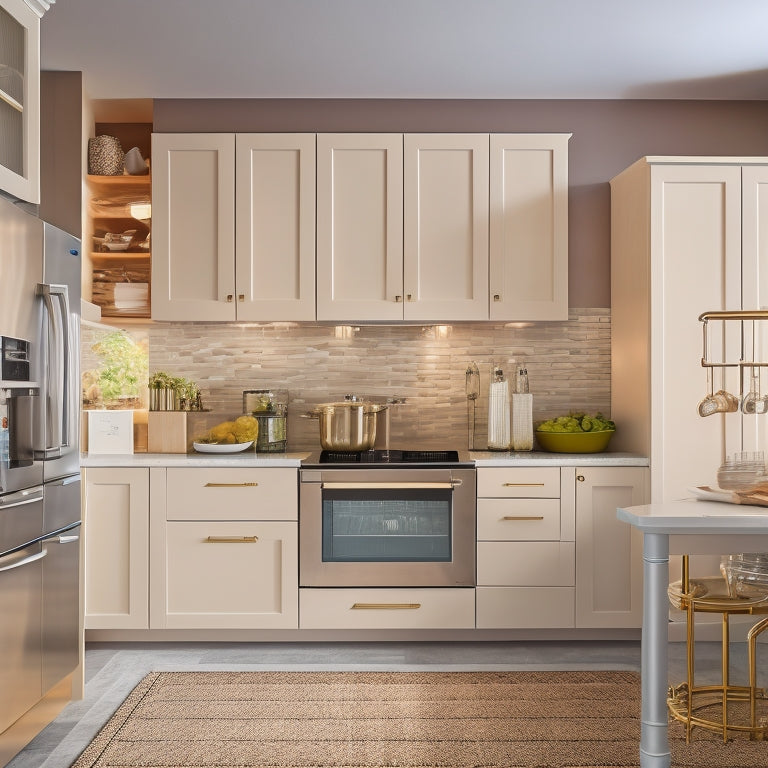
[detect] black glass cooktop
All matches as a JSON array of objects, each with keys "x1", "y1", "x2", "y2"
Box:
[{"x1": 319, "y1": 449, "x2": 460, "y2": 464}]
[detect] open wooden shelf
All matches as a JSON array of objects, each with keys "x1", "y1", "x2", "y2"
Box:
[{"x1": 87, "y1": 174, "x2": 152, "y2": 319}]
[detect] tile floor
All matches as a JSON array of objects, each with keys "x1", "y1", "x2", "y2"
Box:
[{"x1": 4, "y1": 639, "x2": 754, "y2": 768}]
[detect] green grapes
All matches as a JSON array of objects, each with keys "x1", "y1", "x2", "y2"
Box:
[{"x1": 537, "y1": 412, "x2": 615, "y2": 433}]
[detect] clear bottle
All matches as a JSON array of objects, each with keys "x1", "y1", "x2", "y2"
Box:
[{"x1": 488, "y1": 363, "x2": 511, "y2": 450}]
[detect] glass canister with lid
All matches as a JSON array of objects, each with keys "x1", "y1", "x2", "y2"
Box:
[{"x1": 242, "y1": 389, "x2": 287, "y2": 452}]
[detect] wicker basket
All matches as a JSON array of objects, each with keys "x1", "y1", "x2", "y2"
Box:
[{"x1": 88, "y1": 135, "x2": 124, "y2": 175}]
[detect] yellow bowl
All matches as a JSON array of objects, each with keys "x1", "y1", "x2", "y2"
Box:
[{"x1": 535, "y1": 429, "x2": 614, "y2": 454}]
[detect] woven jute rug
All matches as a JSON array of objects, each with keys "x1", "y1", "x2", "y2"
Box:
[{"x1": 70, "y1": 670, "x2": 767, "y2": 768}]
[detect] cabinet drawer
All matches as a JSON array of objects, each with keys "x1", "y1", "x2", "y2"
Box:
[
  {"x1": 477, "y1": 542, "x2": 575, "y2": 586},
  {"x1": 477, "y1": 498, "x2": 560, "y2": 541},
  {"x1": 166, "y1": 467, "x2": 297, "y2": 520},
  {"x1": 299, "y1": 588, "x2": 475, "y2": 629},
  {"x1": 477, "y1": 467, "x2": 560, "y2": 498},
  {"x1": 476, "y1": 587, "x2": 575, "y2": 629},
  {"x1": 162, "y1": 521, "x2": 298, "y2": 629}
]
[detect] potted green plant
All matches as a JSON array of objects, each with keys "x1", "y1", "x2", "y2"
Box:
[{"x1": 149, "y1": 372, "x2": 201, "y2": 411}]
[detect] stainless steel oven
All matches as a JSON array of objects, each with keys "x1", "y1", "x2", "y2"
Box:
[{"x1": 299, "y1": 450, "x2": 476, "y2": 587}]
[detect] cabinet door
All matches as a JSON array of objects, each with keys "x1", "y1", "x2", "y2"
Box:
[
  {"x1": 0, "y1": 0, "x2": 40, "y2": 203},
  {"x1": 317, "y1": 133, "x2": 403, "y2": 321},
  {"x1": 574, "y1": 466, "x2": 648, "y2": 628},
  {"x1": 151, "y1": 133, "x2": 236, "y2": 321},
  {"x1": 157, "y1": 521, "x2": 298, "y2": 629},
  {"x1": 651, "y1": 164, "x2": 742, "y2": 501},
  {"x1": 403, "y1": 134, "x2": 489, "y2": 321},
  {"x1": 741, "y1": 165, "x2": 768, "y2": 455},
  {"x1": 83, "y1": 467, "x2": 149, "y2": 629},
  {"x1": 489, "y1": 134, "x2": 570, "y2": 321},
  {"x1": 236, "y1": 134, "x2": 316, "y2": 321}
]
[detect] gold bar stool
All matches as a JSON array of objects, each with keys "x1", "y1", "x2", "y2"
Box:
[{"x1": 667, "y1": 554, "x2": 768, "y2": 742}]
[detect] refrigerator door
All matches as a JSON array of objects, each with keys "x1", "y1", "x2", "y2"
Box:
[
  {"x1": 39, "y1": 223, "x2": 81, "y2": 482},
  {"x1": 41, "y1": 520, "x2": 80, "y2": 694},
  {"x1": 0, "y1": 194, "x2": 43, "y2": 346},
  {"x1": 0, "y1": 539, "x2": 44, "y2": 733}
]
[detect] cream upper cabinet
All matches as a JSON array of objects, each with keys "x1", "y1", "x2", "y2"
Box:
[
  {"x1": 403, "y1": 134, "x2": 489, "y2": 321},
  {"x1": 489, "y1": 134, "x2": 570, "y2": 321},
  {"x1": 152, "y1": 133, "x2": 315, "y2": 321},
  {"x1": 0, "y1": 0, "x2": 40, "y2": 203},
  {"x1": 235, "y1": 133, "x2": 316, "y2": 321},
  {"x1": 316, "y1": 133, "x2": 403, "y2": 321},
  {"x1": 611, "y1": 158, "x2": 754, "y2": 503},
  {"x1": 573, "y1": 466, "x2": 647, "y2": 629},
  {"x1": 152, "y1": 133, "x2": 236, "y2": 321}
]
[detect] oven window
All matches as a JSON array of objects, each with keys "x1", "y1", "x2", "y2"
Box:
[{"x1": 321, "y1": 489, "x2": 452, "y2": 562}]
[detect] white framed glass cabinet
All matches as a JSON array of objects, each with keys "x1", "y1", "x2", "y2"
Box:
[{"x1": 0, "y1": 0, "x2": 41, "y2": 203}]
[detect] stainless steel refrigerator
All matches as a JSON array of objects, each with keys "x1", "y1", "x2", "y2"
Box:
[{"x1": 0, "y1": 193, "x2": 82, "y2": 735}]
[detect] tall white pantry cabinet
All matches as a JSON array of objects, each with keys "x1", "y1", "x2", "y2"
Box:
[{"x1": 611, "y1": 157, "x2": 768, "y2": 503}]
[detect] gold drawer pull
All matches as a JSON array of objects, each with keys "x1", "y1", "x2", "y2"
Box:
[
  {"x1": 351, "y1": 602, "x2": 421, "y2": 610},
  {"x1": 502, "y1": 482, "x2": 545, "y2": 487},
  {"x1": 205, "y1": 535, "x2": 259, "y2": 543},
  {"x1": 204, "y1": 482, "x2": 259, "y2": 488},
  {"x1": 502, "y1": 515, "x2": 545, "y2": 521}
]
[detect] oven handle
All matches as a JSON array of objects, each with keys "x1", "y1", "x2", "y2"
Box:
[{"x1": 321, "y1": 481, "x2": 460, "y2": 490}]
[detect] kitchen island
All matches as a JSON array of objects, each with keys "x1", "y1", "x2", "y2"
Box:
[{"x1": 618, "y1": 499, "x2": 768, "y2": 768}]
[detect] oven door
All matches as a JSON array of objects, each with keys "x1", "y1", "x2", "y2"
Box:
[{"x1": 300, "y1": 468, "x2": 476, "y2": 587}]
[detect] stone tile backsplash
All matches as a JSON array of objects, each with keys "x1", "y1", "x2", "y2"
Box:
[{"x1": 83, "y1": 308, "x2": 610, "y2": 451}]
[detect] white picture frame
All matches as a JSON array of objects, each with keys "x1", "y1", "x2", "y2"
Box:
[{"x1": 87, "y1": 410, "x2": 134, "y2": 454}]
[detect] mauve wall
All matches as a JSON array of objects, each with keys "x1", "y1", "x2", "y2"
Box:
[{"x1": 153, "y1": 98, "x2": 768, "y2": 307}]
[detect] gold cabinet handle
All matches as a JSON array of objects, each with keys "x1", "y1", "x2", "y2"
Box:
[
  {"x1": 226, "y1": 294, "x2": 234, "y2": 302},
  {"x1": 395, "y1": 295, "x2": 403, "y2": 302},
  {"x1": 351, "y1": 603, "x2": 421, "y2": 610},
  {"x1": 204, "y1": 482, "x2": 259, "y2": 487},
  {"x1": 205, "y1": 535, "x2": 259, "y2": 543},
  {"x1": 576, "y1": 475, "x2": 585, "y2": 482},
  {"x1": 238, "y1": 294, "x2": 244, "y2": 302},
  {"x1": 493, "y1": 294, "x2": 501, "y2": 301},
  {"x1": 502, "y1": 482, "x2": 545, "y2": 487},
  {"x1": 406, "y1": 294, "x2": 413, "y2": 301},
  {"x1": 502, "y1": 515, "x2": 545, "y2": 521}
]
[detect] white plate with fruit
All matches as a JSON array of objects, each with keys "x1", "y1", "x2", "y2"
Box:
[{"x1": 193, "y1": 440, "x2": 254, "y2": 454}]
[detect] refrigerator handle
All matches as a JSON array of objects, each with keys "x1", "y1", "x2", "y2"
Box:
[{"x1": 36, "y1": 283, "x2": 71, "y2": 455}]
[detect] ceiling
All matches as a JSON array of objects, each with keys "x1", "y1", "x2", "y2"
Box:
[{"x1": 41, "y1": 0, "x2": 768, "y2": 105}]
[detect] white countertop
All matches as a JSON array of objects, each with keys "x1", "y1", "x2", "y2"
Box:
[
  {"x1": 470, "y1": 450, "x2": 648, "y2": 467},
  {"x1": 82, "y1": 450, "x2": 648, "y2": 468},
  {"x1": 618, "y1": 497, "x2": 768, "y2": 534},
  {"x1": 80, "y1": 452, "x2": 309, "y2": 468}
]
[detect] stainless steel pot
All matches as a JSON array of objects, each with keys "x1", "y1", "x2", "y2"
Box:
[{"x1": 309, "y1": 399, "x2": 387, "y2": 451}]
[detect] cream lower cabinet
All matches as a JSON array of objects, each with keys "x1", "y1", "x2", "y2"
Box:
[
  {"x1": 150, "y1": 467, "x2": 298, "y2": 629},
  {"x1": 573, "y1": 466, "x2": 648, "y2": 628},
  {"x1": 152, "y1": 133, "x2": 316, "y2": 321},
  {"x1": 475, "y1": 467, "x2": 576, "y2": 629},
  {"x1": 300, "y1": 588, "x2": 475, "y2": 630},
  {"x1": 83, "y1": 467, "x2": 149, "y2": 630}
]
